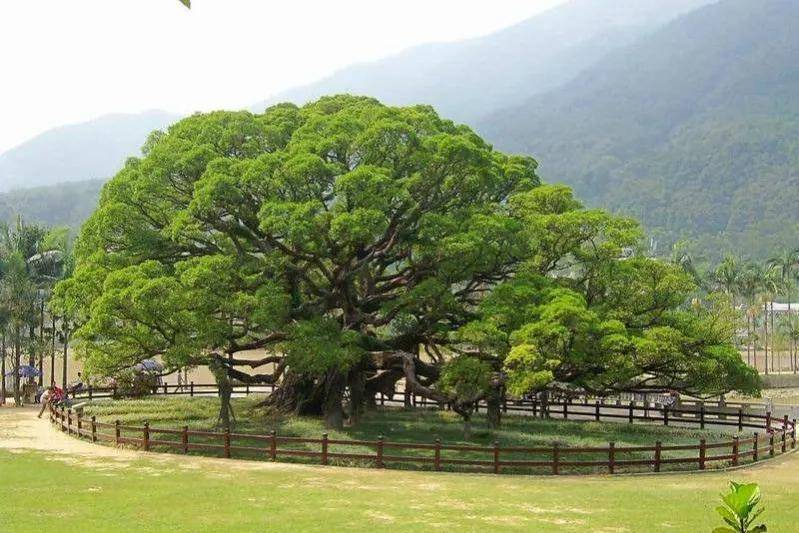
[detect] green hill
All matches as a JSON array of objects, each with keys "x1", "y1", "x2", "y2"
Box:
[
  {"x1": 479, "y1": 0, "x2": 799, "y2": 259},
  {"x1": 0, "y1": 110, "x2": 179, "y2": 192},
  {"x1": 0, "y1": 179, "x2": 103, "y2": 230}
]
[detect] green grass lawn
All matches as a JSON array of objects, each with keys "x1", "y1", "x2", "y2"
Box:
[
  {"x1": 79, "y1": 396, "x2": 740, "y2": 474},
  {"x1": 2, "y1": 447, "x2": 797, "y2": 532}
]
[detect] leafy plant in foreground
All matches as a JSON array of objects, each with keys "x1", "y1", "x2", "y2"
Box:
[{"x1": 713, "y1": 481, "x2": 766, "y2": 533}]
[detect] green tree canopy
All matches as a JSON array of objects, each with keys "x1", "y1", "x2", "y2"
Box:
[{"x1": 55, "y1": 95, "x2": 758, "y2": 428}]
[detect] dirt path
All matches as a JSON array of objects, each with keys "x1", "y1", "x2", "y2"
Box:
[{"x1": 0, "y1": 406, "x2": 332, "y2": 475}]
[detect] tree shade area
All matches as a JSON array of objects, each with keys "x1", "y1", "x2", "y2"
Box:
[{"x1": 52, "y1": 95, "x2": 758, "y2": 429}]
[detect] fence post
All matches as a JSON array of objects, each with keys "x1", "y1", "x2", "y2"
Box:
[
  {"x1": 88, "y1": 385, "x2": 93, "y2": 400},
  {"x1": 380, "y1": 393, "x2": 385, "y2": 406},
  {"x1": 700, "y1": 405, "x2": 705, "y2": 429},
  {"x1": 143, "y1": 422, "x2": 150, "y2": 452},
  {"x1": 67, "y1": 409, "x2": 72, "y2": 435},
  {"x1": 77, "y1": 411, "x2": 83, "y2": 437},
  {"x1": 664, "y1": 407, "x2": 669, "y2": 426},
  {"x1": 608, "y1": 442, "x2": 615, "y2": 474},
  {"x1": 246, "y1": 382, "x2": 250, "y2": 395},
  {"x1": 91, "y1": 416, "x2": 97, "y2": 443},
  {"x1": 654, "y1": 441, "x2": 662, "y2": 473},
  {"x1": 493, "y1": 441, "x2": 500, "y2": 475},
  {"x1": 269, "y1": 430, "x2": 277, "y2": 461},
  {"x1": 321, "y1": 433, "x2": 329, "y2": 466},
  {"x1": 190, "y1": 381, "x2": 194, "y2": 397},
  {"x1": 502, "y1": 397, "x2": 508, "y2": 414},
  {"x1": 753, "y1": 433, "x2": 759, "y2": 462},
  {"x1": 182, "y1": 425, "x2": 189, "y2": 454},
  {"x1": 793, "y1": 419, "x2": 797, "y2": 449},
  {"x1": 595, "y1": 401, "x2": 600, "y2": 422},
  {"x1": 766, "y1": 411, "x2": 771, "y2": 430},
  {"x1": 563, "y1": 401, "x2": 568, "y2": 420},
  {"x1": 769, "y1": 433, "x2": 775, "y2": 457},
  {"x1": 699, "y1": 438, "x2": 706, "y2": 470},
  {"x1": 112, "y1": 385, "x2": 118, "y2": 398},
  {"x1": 224, "y1": 427, "x2": 231, "y2": 459},
  {"x1": 376, "y1": 435, "x2": 384, "y2": 468},
  {"x1": 434, "y1": 439, "x2": 441, "y2": 471},
  {"x1": 532, "y1": 398, "x2": 538, "y2": 417},
  {"x1": 115, "y1": 420, "x2": 121, "y2": 445},
  {"x1": 782, "y1": 415, "x2": 789, "y2": 453},
  {"x1": 629, "y1": 401, "x2": 634, "y2": 424},
  {"x1": 738, "y1": 409, "x2": 744, "y2": 432},
  {"x1": 552, "y1": 443, "x2": 560, "y2": 475},
  {"x1": 732, "y1": 436, "x2": 739, "y2": 467}
]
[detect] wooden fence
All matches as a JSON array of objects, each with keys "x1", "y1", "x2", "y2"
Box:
[
  {"x1": 68, "y1": 382, "x2": 769, "y2": 420},
  {"x1": 50, "y1": 398, "x2": 797, "y2": 476}
]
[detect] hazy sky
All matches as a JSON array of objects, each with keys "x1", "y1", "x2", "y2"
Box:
[{"x1": 0, "y1": 0, "x2": 565, "y2": 154}]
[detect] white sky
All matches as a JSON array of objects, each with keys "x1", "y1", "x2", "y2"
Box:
[{"x1": 0, "y1": 0, "x2": 565, "y2": 154}]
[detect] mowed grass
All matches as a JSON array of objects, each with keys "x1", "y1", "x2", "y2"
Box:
[
  {"x1": 2, "y1": 447, "x2": 798, "y2": 532},
  {"x1": 80, "y1": 396, "x2": 739, "y2": 474}
]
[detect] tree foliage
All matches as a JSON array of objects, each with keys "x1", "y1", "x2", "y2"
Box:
[{"x1": 56, "y1": 96, "x2": 758, "y2": 428}]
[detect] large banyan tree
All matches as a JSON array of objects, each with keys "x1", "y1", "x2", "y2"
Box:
[{"x1": 54, "y1": 96, "x2": 759, "y2": 428}]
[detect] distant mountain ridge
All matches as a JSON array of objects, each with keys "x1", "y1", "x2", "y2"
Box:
[
  {"x1": 0, "y1": 110, "x2": 179, "y2": 192},
  {"x1": 253, "y1": 0, "x2": 713, "y2": 124},
  {"x1": 478, "y1": 0, "x2": 799, "y2": 259}
]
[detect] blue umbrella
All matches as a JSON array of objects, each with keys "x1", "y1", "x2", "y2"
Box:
[{"x1": 4, "y1": 365, "x2": 42, "y2": 378}]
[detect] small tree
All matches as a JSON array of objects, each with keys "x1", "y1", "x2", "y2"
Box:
[
  {"x1": 440, "y1": 357, "x2": 492, "y2": 438},
  {"x1": 713, "y1": 481, "x2": 766, "y2": 533}
]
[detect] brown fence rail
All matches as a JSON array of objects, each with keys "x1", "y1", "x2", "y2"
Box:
[
  {"x1": 68, "y1": 382, "x2": 770, "y2": 423},
  {"x1": 49, "y1": 398, "x2": 797, "y2": 477}
]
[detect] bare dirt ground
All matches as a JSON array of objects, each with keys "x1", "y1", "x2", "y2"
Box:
[{"x1": 0, "y1": 406, "x2": 330, "y2": 475}]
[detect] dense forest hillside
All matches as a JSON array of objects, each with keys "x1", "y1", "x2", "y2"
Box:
[
  {"x1": 0, "y1": 110, "x2": 178, "y2": 191},
  {"x1": 479, "y1": 0, "x2": 799, "y2": 259},
  {"x1": 255, "y1": 0, "x2": 711, "y2": 124},
  {"x1": 0, "y1": 179, "x2": 103, "y2": 229}
]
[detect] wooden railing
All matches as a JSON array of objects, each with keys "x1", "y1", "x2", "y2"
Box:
[
  {"x1": 68, "y1": 382, "x2": 770, "y2": 420},
  {"x1": 49, "y1": 399, "x2": 797, "y2": 476}
]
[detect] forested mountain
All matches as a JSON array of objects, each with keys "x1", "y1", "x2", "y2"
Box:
[
  {"x1": 254, "y1": 0, "x2": 711, "y2": 124},
  {"x1": 479, "y1": 0, "x2": 799, "y2": 260},
  {"x1": 0, "y1": 110, "x2": 178, "y2": 192},
  {"x1": 0, "y1": 179, "x2": 103, "y2": 229}
]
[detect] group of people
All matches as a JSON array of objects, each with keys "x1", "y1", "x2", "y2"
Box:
[{"x1": 35, "y1": 373, "x2": 86, "y2": 418}]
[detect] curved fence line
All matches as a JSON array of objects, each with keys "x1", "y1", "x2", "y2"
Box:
[{"x1": 49, "y1": 391, "x2": 797, "y2": 476}]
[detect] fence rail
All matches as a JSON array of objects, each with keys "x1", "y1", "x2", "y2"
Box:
[
  {"x1": 50, "y1": 394, "x2": 797, "y2": 476},
  {"x1": 69, "y1": 382, "x2": 770, "y2": 419}
]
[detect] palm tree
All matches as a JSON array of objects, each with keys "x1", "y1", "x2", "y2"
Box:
[
  {"x1": 738, "y1": 264, "x2": 762, "y2": 369},
  {"x1": 0, "y1": 218, "x2": 68, "y2": 403},
  {"x1": 767, "y1": 250, "x2": 799, "y2": 372},
  {"x1": 760, "y1": 264, "x2": 781, "y2": 374}
]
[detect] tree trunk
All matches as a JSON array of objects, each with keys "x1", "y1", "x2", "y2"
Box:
[
  {"x1": 322, "y1": 370, "x2": 345, "y2": 430},
  {"x1": 346, "y1": 366, "x2": 367, "y2": 424},
  {"x1": 13, "y1": 326, "x2": 22, "y2": 406},
  {"x1": 764, "y1": 303, "x2": 769, "y2": 375},
  {"x1": 62, "y1": 322, "x2": 69, "y2": 391},
  {"x1": 771, "y1": 302, "x2": 776, "y2": 372},
  {"x1": 210, "y1": 357, "x2": 235, "y2": 429},
  {"x1": 37, "y1": 299, "x2": 45, "y2": 387},
  {"x1": 50, "y1": 315, "x2": 56, "y2": 386},
  {"x1": 486, "y1": 381, "x2": 504, "y2": 430},
  {"x1": 1, "y1": 330, "x2": 6, "y2": 405},
  {"x1": 263, "y1": 371, "x2": 324, "y2": 415},
  {"x1": 463, "y1": 415, "x2": 472, "y2": 440}
]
